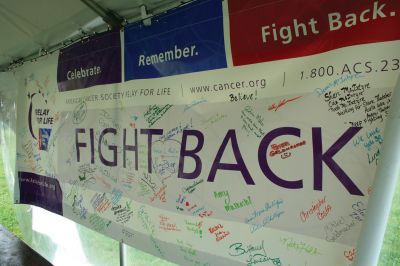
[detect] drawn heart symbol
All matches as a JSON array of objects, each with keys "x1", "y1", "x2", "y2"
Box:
[{"x1": 344, "y1": 250, "x2": 355, "y2": 261}]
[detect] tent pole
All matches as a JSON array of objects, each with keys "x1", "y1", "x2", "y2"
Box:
[
  {"x1": 119, "y1": 241, "x2": 126, "y2": 266},
  {"x1": 354, "y1": 76, "x2": 400, "y2": 266}
]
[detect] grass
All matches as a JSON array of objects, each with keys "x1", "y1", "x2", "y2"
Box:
[
  {"x1": 0, "y1": 155, "x2": 22, "y2": 239},
  {"x1": 379, "y1": 177, "x2": 400, "y2": 266},
  {"x1": 77, "y1": 225, "x2": 120, "y2": 266}
]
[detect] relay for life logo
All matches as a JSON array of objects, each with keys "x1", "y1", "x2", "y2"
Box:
[{"x1": 27, "y1": 87, "x2": 54, "y2": 151}]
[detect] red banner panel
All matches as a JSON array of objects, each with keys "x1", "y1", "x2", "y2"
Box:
[{"x1": 228, "y1": 0, "x2": 400, "y2": 66}]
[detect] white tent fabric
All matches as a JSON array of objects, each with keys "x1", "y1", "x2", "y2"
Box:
[{"x1": 0, "y1": 0, "x2": 182, "y2": 70}]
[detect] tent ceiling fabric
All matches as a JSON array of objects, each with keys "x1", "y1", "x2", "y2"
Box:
[{"x1": 0, "y1": 0, "x2": 183, "y2": 70}]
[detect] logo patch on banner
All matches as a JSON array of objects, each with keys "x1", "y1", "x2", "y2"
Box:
[{"x1": 38, "y1": 128, "x2": 51, "y2": 151}]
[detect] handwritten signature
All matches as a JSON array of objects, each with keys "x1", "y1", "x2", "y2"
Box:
[
  {"x1": 268, "y1": 96, "x2": 302, "y2": 112},
  {"x1": 141, "y1": 172, "x2": 157, "y2": 192},
  {"x1": 182, "y1": 179, "x2": 204, "y2": 194},
  {"x1": 229, "y1": 241, "x2": 281, "y2": 266},
  {"x1": 229, "y1": 241, "x2": 265, "y2": 257}
]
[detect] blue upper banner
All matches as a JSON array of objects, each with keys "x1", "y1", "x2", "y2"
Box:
[{"x1": 124, "y1": 0, "x2": 227, "y2": 81}]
